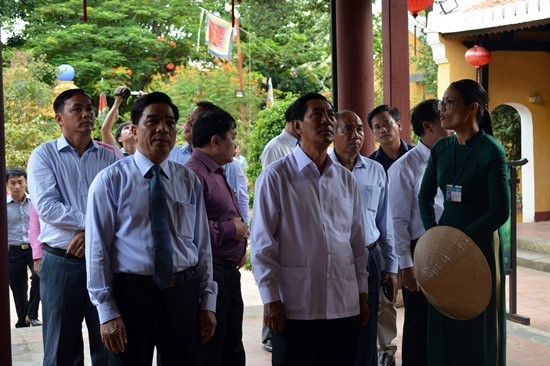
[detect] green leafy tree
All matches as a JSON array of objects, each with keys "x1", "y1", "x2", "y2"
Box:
[
  {"x1": 147, "y1": 60, "x2": 265, "y2": 146},
  {"x1": 4, "y1": 51, "x2": 59, "y2": 168},
  {"x1": 492, "y1": 104, "x2": 521, "y2": 161},
  {"x1": 409, "y1": 34, "x2": 438, "y2": 97}
]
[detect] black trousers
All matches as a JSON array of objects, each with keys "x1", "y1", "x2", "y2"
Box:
[
  {"x1": 8, "y1": 245, "x2": 40, "y2": 327},
  {"x1": 199, "y1": 258, "x2": 245, "y2": 366},
  {"x1": 107, "y1": 272, "x2": 199, "y2": 366},
  {"x1": 401, "y1": 239, "x2": 428, "y2": 366},
  {"x1": 272, "y1": 316, "x2": 360, "y2": 366}
]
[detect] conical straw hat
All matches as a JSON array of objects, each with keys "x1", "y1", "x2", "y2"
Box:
[{"x1": 414, "y1": 226, "x2": 492, "y2": 320}]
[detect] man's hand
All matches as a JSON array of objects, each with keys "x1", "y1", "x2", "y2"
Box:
[
  {"x1": 359, "y1": 292, "x2": 370, "y2": 327},
  {"x1": 264, "y1": 300, "x2": 285, "y2": 333},
  {"x1": 67, "y1": 231, "x2": 85, "y2": 258},
  {"x1": 198, "y1": 310, "x2": 217, "y2": 343},
  {"x1": 33, "y1": 259, "x2": 42, "y2": 276},
  {"x1": 232, "y1": 217, "x2": 249, "y2": 242},
  {"x1": 101, "y1": 317, "x2": 127, "y2": 354},
  {"x1": 382, "y1": 272, "x2": 399, "y2": 301},
  {"x1": 401, "y1": 267, "x2": 420, "y2": 292}
]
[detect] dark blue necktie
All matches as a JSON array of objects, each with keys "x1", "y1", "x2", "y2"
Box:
[{"x1": 149, "y1": 164, "x2": 173, "y2": 289}]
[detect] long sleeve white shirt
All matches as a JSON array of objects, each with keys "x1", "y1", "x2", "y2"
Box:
[
  {"x1": 251, "y1": 146, "x2": 368, "y2": 321},
  {"x1": 260, "y1": 129, "x2": 299, "y2": 168},
  {"x1": 387, "y1": 141, "x2": 444, "y2": 269}
]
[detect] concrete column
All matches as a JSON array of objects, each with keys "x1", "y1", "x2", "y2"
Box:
[
  {"x1": 333, "y1": 0, "x2": 375, "y2": 155},
  {"x1": 382, "y1": 0, "x2": 411, "y2": 143}
]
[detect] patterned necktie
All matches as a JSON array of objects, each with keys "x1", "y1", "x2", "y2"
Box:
[{"x1": 149, "y1": 164, "x2": 173, "y2": 289}]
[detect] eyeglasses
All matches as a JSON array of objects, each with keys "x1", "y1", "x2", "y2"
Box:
[{"x1": 438, "y1": 99, "x2": 463, "y2": 111}]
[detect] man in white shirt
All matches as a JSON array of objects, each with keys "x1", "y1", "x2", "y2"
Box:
[
  {"x1": 388, "y1": 99, "x2": 450, "y2": 366},
  {"x1": 258, "y1": 102, "x2": 296, "y2": 351},
  {"x1": 86, "y1": 92, "x2": 217, "y2": 365},
  {"x1": 331, "y1": 110, "x2": 398, "y2": 366},
  {"x1": 251, "y1": 93, "x2": 369, "y2": 366},
  {"x1": 260, "y1": 103, "x2": 299, "y2": 169}
]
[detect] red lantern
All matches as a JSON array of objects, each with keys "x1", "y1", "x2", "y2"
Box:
[
  {"x1": 407, "y1": 0, "x2": 434, "y2": 55},
  {"x1": 465, "y1": 45, "x2": 491, "y2": 68},
  {"x1": 408, "y1": 0, "x2": 435, "y2": 17}
]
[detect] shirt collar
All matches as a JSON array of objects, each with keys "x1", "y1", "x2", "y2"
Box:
[
  {"x1": 7, "y1": 193, "x2": 30, "y2": 204},
  {"x1": 281, "y1": 129, "x2": 299, "y2": 146},
  {"x1": 182, "y1": 144, "x2": 193, "y2": 154},
  {"x1": 133, "y1": 149, "x2": 171, "y2": 179},
  {"x1": 57, "y1": 135, "x2": 97, "y2": 152},
  {"x1": 329, "y1": 150, "x2": 368, "y2": 171},
  {"x1": 416, "y1": 140, "x2": 431, "y2": 160},
  {"x1": 294, "y1": 145, "x2": 334, "y2": 172},
  {"x1": 192, "y1": 148, "x2": 223, "y2": 174}
]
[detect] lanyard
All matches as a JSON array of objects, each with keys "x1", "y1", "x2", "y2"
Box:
[{"x1": 451, "y1": 131, "x2": 485, "y2": 186}]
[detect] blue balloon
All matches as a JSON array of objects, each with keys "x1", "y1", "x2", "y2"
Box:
[{"x1": 57, "y1": 64, "x2": 75, "y2": 81}]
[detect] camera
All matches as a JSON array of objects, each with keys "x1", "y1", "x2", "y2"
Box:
[{"x1": 115, "y1": 88, "x2": 140, "y2": 99}]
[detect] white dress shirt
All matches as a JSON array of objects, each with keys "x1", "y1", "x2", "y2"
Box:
[
  {"x1": 251, "y1": 146, "x2": 369, "y2": 321},
  {"x1": 86, "y1": 150, "x2": 217, "y2": 324},
  {"x1": 330, "y1": 152, "x2": 398, "y2": 274},
  {"x1": 260, "y1": 129, "x2": 299, "y2": 168},
  {"x1": 387, "y1": 141, "x2": 444, "y2": 269},
  {"x1": 27, "y1": 136, "x2": 119, "y2": 249}
]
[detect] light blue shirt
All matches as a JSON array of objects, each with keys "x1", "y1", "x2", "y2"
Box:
[
  {"x1": 169, "y1": 144, "x2": 250, "y2": 224},
  {"x1": 27, "y1": 136, "x2": 119, "y2": 249},
  {"x1": 330, "y1": 152, "x2": 398, "y2": 274},
  {"x1": 6, "y1": 194, "x2": 30, "y2": 245},
  {"x1": 168, "y1": 144, "x2": 193, "y2": 165},
  {"x1": 85, "y1": 150, "x2": 218, "y2": 324},
  {"x1": 224, "y1": 161, "x2": 250, "y2": 224},
  {"x1": 251, "y1": 146, "x2": 368, "y2": 320}
]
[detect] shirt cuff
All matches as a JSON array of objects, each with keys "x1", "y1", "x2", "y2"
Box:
[
  {"x1": 31, "y1": 242, "x2": 43, "y2": 260},
  {"x1": 199, "y1": 292, "x2": 217, "y2": 313},
  {"x1": 398, "y1": 253, "x2": 414, "y2": 269},
  {"x1": 97, "y1": 300, "x2": 121, "y2": 324},
  {"x1": 383, "y1": 258, "x2": 399, "y2": 274},
  {"x1": 220, "y1": 220, "x2": 236, "y2": 241},
  {"x1": 259, "y1": 285, "x2": 281, "y2": 304}
]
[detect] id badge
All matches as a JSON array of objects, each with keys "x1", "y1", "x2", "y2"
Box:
[{"x1": 446, "y1": 184, "x2": 462, "y2": 202}]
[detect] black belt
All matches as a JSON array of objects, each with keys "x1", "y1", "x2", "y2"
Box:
[
  {"x1": 9, "y1": 244, "x2": 30, "y2": 250},
  {"x1": 113, "y1": 268, "x2": 195, "y2": 288},
  {"x1": 43, "y1": 243, "x2": 83, "y2": 261},
  {"x1": 367, "y1": 240, "x2": 379, "y2": 252},
  {"x1": 213, "y1": 256, "x2": 238, "y2": 270}
]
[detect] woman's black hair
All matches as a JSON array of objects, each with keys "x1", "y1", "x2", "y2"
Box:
[{"x1": 449, "y1": 79, "x2": 493, "y2": 136}]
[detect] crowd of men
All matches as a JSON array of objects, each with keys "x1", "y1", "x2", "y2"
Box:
[{"x1": 7, "y1": 86, "x2": 451, "y2": 366}]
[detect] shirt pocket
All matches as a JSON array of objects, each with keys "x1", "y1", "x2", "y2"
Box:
[
  {"x1": 279, "y1": 266, "x2": 310, "y2": 311},
  {"x1": 363, "y1": 185, "x2": 382, "y2": 213},
  {"x1": 329, "y1": 262, "x2": 360, "y2": 312},
  {"x1": 328, "y1": 197, "x2": 353, "y2": 233},
  {"x1": 175, "y1": 202, "x2": 196, "y2": 241}
]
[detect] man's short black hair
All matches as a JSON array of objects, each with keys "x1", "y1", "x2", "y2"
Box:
[
  {"x1": 196, "y1": 101, "x2": 219, "y2": 111},
  {"x1": 53, "y1": 89, "x2": 92, "y2": 114},
  {"x1": 6, "y1": 167, "x2": 27, "y2": 182},
  {"x1": 192, "y1": 108, "x2": 237, "y2": 148},
  {"x1": 114, "y1": 122, "x2": 132, "y2": 147},
  {"x1": 289, "y1": 92, "x2": 331, "y2": 122},
  {"x1": 410, "y1": 99, "x2": 440, "y2": 137},
  {"x1": 284, "y1": 102, "x2": 294, "y2": 123},
  {"x1": 366, "y1": 105, "x2": 401, "y2": 130},
  {"x1": 131, "y1": 92, "x2": 179, "y2": 125}
]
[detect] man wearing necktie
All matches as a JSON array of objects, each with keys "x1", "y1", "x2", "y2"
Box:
[
  {"x1": 86, "y1": 92, "x2": 217, "y2": 365},
  {"x1": 186, "y1": 108, "x2": 248, "y2": 366}
]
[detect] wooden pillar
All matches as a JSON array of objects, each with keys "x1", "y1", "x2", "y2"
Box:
[
  {"x1": 0, "y1": 38, "x2": 13, "y2": 365},
  {"x1": 332, "y1": 0, "x2": 375, "y2": 155},
  {"x1": 382, "y1": 0, "x2": 411, "y2": 143}
]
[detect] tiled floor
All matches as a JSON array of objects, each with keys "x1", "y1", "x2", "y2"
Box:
[{"x1": 517, "y1": 221, "x2": 550, "y2": 241}]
